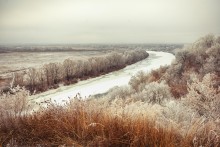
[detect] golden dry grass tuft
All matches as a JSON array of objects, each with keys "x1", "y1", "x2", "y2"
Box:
[
  {"x1": 0, "y1": 96, "x2": 219, "y2": 147},
  {"x1": 0, "y1": 102, "x2": 177, "y2": 146}
]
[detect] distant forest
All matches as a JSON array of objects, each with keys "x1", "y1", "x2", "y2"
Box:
[{"x1": 0, "y1": 43, "x2": 183, "y2": 53}]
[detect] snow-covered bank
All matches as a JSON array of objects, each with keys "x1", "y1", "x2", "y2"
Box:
[{"x1": 30, "y1": 51, "x2": 175, "y2": 104}]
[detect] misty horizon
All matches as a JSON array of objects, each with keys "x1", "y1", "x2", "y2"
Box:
[{"x1": 0, "y1": 0, "x2": 220, "y2": 44}]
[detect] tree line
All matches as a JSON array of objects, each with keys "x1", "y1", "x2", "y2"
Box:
[{"x1": 13, "y1": 50, "x2": 149, "y2": 93}]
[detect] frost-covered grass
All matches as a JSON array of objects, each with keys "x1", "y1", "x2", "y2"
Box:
[
  {"x1": 0, "y1": 86, "x2": 219, "y2": 146},
  {"x1": 0, "y1": 51, "x2": 106, "y2": 74},
  {"x1": 0, "y1": 96, "x2": 179, "y2": 146}
]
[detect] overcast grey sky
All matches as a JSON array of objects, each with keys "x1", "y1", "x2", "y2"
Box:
[{"x1": 0, "y1": 0, "x2": 219, "y2": 44}]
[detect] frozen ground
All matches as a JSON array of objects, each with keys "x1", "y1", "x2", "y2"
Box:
[
  {"x1": 30, "y1": 51, "x2": 175, "y2": 105},
  {"x1": 0, "y1": 51, "x2": 106, "y2": 75}
]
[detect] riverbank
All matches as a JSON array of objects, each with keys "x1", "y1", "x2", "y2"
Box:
[{"x1": 1, "y1": 49, "x2": 148, "y2": 94}]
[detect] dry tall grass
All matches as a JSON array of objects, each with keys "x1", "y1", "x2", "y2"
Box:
[
  {"x1": 0, "y1": 91, "x2": 219, "y2": 146},
  {"x1": 0, "y1": 102, "x2": 182, "y2": 146}
]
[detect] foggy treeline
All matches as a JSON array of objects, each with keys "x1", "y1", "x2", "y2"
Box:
[{"x1": 12, "y1": 49, "x2": 148, "y2": 93}]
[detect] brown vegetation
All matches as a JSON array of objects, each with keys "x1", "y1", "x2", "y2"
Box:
[
  {"x1": 0, "y1": 97, "x2": 180, "y2": 146},
  {"x1": 166, "y1": 34, "x2": 220, "y2": 97},
  {"x1": 0, "y1": 85, "x2": 219, "y2": 146}
]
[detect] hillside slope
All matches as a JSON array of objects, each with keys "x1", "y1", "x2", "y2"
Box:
[{"x1": 0, "y1": 35, "x2": 219, "y2": 146}]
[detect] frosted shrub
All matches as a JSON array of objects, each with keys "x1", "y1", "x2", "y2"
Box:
[
  {"x1": 108, "y1": 86, "x2": 134, "y2": 100},
  {"x1": 104, "y1": 81, "x2": 172, "y2": 106},
  {"x1": 129, "y1": 71, "x2": 148, "y2": 91},
  {"x1": 162, "y1": 35, "x2": 220, "y2": 98},
  {"x1": 0, "y1": 86, "x2": 30, "y2": 116},
  {"x1": 158, "y1": 100, "x2": 199, "y2": 135},
  {"x1": 164, "y1": 62, "x2": 183, "y2": 80},
  {"x1": 183, "y1": 73, "x2": 220, "y2": 119},
  {"x1": 133, "y1": 81, "x2": 172, "y2": 104},
  {"x1": 193, "y1": 34, "x2": 215, "y2": 51},
  {"x1": 204, "y1": 44, "x2": 220, "y2": 75},
  {"x1": 0, "y1": 86, "x2": 32, "y2": 132},
  {"x1": 129, "y1": 66, "x2": 168, "y2": 92},
  {"x1": 215, "y1": 36, "x2": 220, "y2": 45},
  {"x1": 175, "y1": 49, "x2": 189, "y2": 63}
]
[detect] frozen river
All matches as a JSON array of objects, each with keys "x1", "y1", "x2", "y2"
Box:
[{"x1": 31, "y1": 51, "x2": 175, "y2": 104}]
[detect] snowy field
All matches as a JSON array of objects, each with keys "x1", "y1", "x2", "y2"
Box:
[
  {"x1": 31, "y1": 51, "x2": 175, "y2": 105},
  {"x1": 0, "y1": 50, "x2": 106, "y2": 75}
]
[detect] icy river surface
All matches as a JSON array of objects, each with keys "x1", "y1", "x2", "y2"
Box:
[{"x1": 31, "y1": 51, "x2": 175, "y2": 104}]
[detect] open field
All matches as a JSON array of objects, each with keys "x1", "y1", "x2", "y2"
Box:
[{"x1": 0, "y1": 51, "x2": 107, "y2": 75}]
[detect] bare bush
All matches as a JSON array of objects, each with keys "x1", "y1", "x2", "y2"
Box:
[
  {"x1": 129, "y1": 71, "x2": 148, "y2": 91},
  {"x1": 26, "y1": 68, "x2": 38, "y2": 92},
  {"x1": 132, "y1": 81, "x2": 172, "y2": 104},
  {"x1": 0, "y1": 86, "x2": 31, "y2": 134},
  {"x1": 192, "y1": 34, "x2": 215, "y2": 51},
  {"x1": 129, "y1": 66, "x2": 168, "y2": 91}
]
